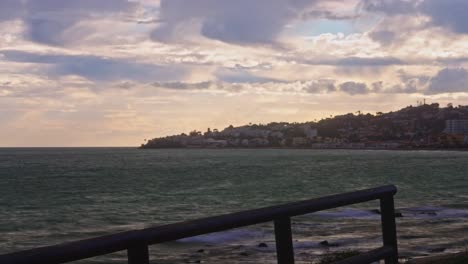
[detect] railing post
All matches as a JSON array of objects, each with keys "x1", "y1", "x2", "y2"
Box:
[
  {"x1": 380, "y1": 195, "x2": 398, "y2": 264},
  {"x1": 127, "y1": 244, "x2": 149, "y2": 264},
  {"x1": 274, "y1": 217, "x2": 295, "y2": 264}
]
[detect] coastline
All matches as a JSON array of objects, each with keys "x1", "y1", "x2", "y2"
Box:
[{"x1": 139, "y1": 146, "x2": 468, "y2": 152}]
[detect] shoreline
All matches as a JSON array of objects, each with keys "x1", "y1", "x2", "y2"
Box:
[{"x1": 139, "y1": 146, "x2": 468, "y2": 152}]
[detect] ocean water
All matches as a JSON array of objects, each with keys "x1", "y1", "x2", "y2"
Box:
[{"x1": 0, "y1": 148, "x2": 467, "y2": 263}]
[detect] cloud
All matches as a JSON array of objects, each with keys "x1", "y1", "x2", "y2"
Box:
[
  {"x1": 362, "y1": 0, "x2": 468, "y2": 41},
  {"x1": 360, "y1": 0, "x2": 418, "y2": 15},
  {"x1": 420, "y1": 0, "x2": 468, "y2": 34},
  {"x1": 300, "y1": 10, "x2": 360, "y2": 20},
  {"x1": 151, "y1": 0, "x2": 320, "y2": 44},
  {"x1": 0, "y1": 0, "x2": 137, "y2": 45},
  {"x1": 303, "y1": 79, "x2": 336, "y2": 93},
  {"x1": 385, "y1": 84, "x2": 419, "y2": 94},
  {"x1": 1, "y1": 50, "x2": 186, "y2": 82},
  {"x1": 361, "y1": 10, "x2": 424, "y2": 46},
  {"x1": 152, "y1": 81, "x2": 245, "y2": 92},
  {"x1": 215, "y1": 67, "x2": 280, "y2": 83},
  {"x1": 397, "y1": 69, "x2": 430, "y2": 83},
  {"x1": 0, "y1": 0, "x2": 24, "y2": 22},
  {"x1": 297, "y1": 56, "x2": 405, "y2": 67},
  {"x1": 339, "y1": 81, "x2": 369, "y2": 95},
  {"x1": 152, "y1": 81, "x2": 214, "y2": 90},
  {"x1": 426, "y1": 68, "x2": 468, "y2": 94},
  {"x1": 368, "y1": 30, "x2": 396, "y2": 46},
  {"x1": 337, "y1": 56, "x2": 404, "y2": 66},
  {"x1": 371, "y1": 81, "x2": 383, "y2": 92}
]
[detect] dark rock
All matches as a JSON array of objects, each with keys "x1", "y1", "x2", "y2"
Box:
[
  {"x1": 257, "y1": 242, "x2": 268, "y2": 248},
  {"x1": 429, "y1": 247, "x2": 446, "y2": 253},
  {"x1": 420, "y1": 211, "x2": 437, "y2": 216},
  {"x1": 370, "y1": 209, "x2": 381, "y2": 214},
  {"x1": 240, "y1": 252, "x2": 249, "y2": 256},
  {"x1": 197, "y1": 249, "x2": 205, "y2": 253},
  {"x1": 319, "y1": 240, "x2": 339, "y2": 247},
  {"x1": 371, "y1": 209, "x2": 403, "y2": 217}
]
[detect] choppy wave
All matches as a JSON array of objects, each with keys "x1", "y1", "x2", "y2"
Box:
[{"x1": 2, "y1": 148, "x2": 467, "y2": 261}]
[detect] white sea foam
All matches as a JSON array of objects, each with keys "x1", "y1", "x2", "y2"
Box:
[
  {"x1": 177, "y1": 229, "x2": 264, "y2": 244},
  {"x1": 313, "y1": 208, "x2": 379, "y2": 219},
  {"x1": 401, "y1": 207, "x2": 468, "y2": 218},
  {"x1": 311, "y1": 207, "x2": 468, "y2": 219}
]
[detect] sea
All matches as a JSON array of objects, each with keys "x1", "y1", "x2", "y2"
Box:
[{"x1": 0, "y1": 148, "x2": 467, "y2": 263}]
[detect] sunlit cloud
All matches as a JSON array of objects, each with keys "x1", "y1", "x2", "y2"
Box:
[{"x1": 0, "y1": 0, "x2": 467, "y2": 146}]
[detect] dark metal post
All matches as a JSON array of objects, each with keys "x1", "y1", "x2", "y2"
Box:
[
  {"x1": 274, "y1": 217, "x2": 295, "y2": 264},
  {"x1": 127, "y1": 244, "x2": 149, "y2": 264},
  {"x1": 380, "y1": 195, "x2": 398, "y2": 264}
]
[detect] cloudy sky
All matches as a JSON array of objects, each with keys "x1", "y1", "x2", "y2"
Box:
[{"x1": 1, "y1": 0, "x2": 468, "y2": 146}]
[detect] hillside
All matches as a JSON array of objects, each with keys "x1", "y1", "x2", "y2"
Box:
[{"x1": 140, "y1": 103, "x2": 468, "y2": 149}]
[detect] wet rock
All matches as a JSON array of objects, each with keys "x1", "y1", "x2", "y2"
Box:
[
  {"x1": 319, "y1": 240, "x2": 339, "y2": 247},
  {"x1": 420, "y1": 211, "x2": 437, "y2": 216},
  {"x1": 370, "y1": 209, "x2": 403, "y2": 217},
  {"x1": 197, "y1": 249, "x2": 205, "y2": 253},
  {"x1": 429, "y1": 247, "x2": 446, "y2": 253},
  {"x1": 240, "y1": 252, "x2": 249, "y2": 256},
  {"x1": 257, "y1": 242, "x2": 268, "y2": 248},
  {"x1": 186, "y1": 260, "x2": 202, "y2": 264}
]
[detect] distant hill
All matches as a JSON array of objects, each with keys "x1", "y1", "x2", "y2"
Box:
[{"x1": 140, "y1": 103, "x2": 468, "y2": 149}]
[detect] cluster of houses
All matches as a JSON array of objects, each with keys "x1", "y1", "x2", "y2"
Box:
[
  {"x1": 441, "y1": 119, "x2": 468, "y2": 146},
  {"x1": 141, "y1": 104, "x2": 468, "y2": 149},
  {"x1": 142, "y1": 123, "x2": 319, "y2": 148}
]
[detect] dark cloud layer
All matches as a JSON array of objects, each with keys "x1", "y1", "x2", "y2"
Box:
[
  {"x1": 152, "y1": 81, "x2": 214, "y2": 90},
  {"x1": 0, "y1": 0, "x2": 23, "y2": 21},
  {"x1": 368, "y1": 30, "x2": 397, "y2": 46},
  {"x1": 0, "y1": 0, "x2": 136, "y2": 45},
  {"x1": 337, "y1": 56, "x2": 404, "y2": 66},
  {"x1": 298, "y1": 56, "x2": 405, "y2": 67},
  {"x1": 362, "y1": 0, "x2": 468, "y2": 36},
  {"x1": 1, "y1": 50, "x2": 185, "y2": 82},
  {"x1": 339, "y1": 81, "x2": 369, "y2": 95},
  {"x1": 152, "y1": 0, "x2": 319, "y2": 44},
  {"x1": 303, "y1": 80, "x2": 337, "y2": 93},
  {"x1": 215, "y1": 67, "x2": 280, "y2": 83},
  {"x1": 426, "y1": 68, "x2": 468, "y2": 95},
  {"x1": 420, "y1": 0, "x2": 468, "y2": 34},
  {"x1": 360, "y1": 0, "x2": 417, "y2": 15}
]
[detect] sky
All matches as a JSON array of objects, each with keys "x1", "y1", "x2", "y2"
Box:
[{"x1": 1, "y1": 0, "x2": 468, "y2": 147}]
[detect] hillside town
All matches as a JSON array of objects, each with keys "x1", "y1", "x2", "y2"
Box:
[{"x1": 140, "y1": 103, "x2": 468, "y2": 149}]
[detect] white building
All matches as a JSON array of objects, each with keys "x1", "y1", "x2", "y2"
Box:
[{"x1": 445, "y1": 120, "x2": 468, "y2": 135}]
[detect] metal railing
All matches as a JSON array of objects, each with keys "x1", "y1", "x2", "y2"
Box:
[{"x1": 0, "y1": 185, "x2": 398, "y2": 264}]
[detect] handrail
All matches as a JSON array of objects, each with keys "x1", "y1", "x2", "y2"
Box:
[{"x1": 0, "y1": 185, "x2": 398, "y2": 264}]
